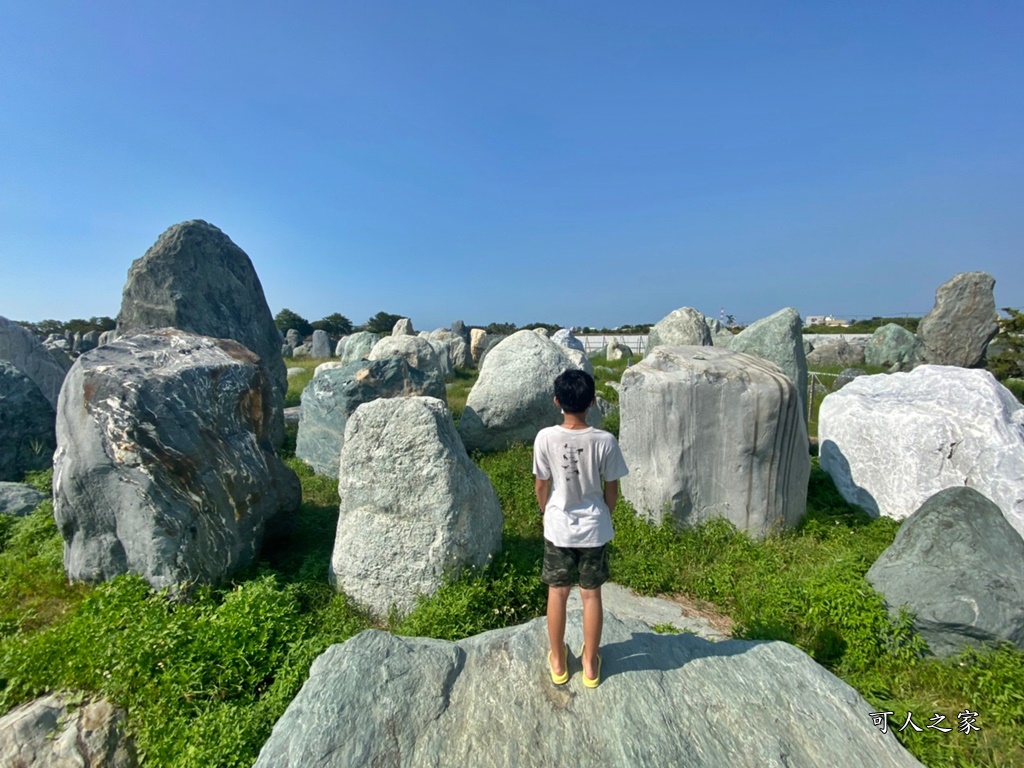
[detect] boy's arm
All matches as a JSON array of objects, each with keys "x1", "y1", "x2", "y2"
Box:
[
  {"x1": 603, "y1": 480, "x2": 618, "y2": 513},
  {"x1": 535, "y1": 477, "x2": 550, "y2": 515}
]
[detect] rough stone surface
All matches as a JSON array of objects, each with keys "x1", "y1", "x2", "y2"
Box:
[
  {"x1": 339, "y1": 331, "x2": 380, "y2": 365},
  {"x1": 819, "y1": 365, "x2": 1024, "y2": 539},
  {"x1": 566, "y1": 583, "x2": 726, "y2": 640},
  {"x1": 534, "y1": 327, "x2": 549, "y2": 337},
  {"x1": 605, "y1": 340, "x2": 633, "y2": 361},
  {"x1": 296, "y1": 358, "x2": 444, "y2": 477},
  {"x1": 0, "y1": 693, "x2": 138, "y2": 768},
  {"x1": 0, "y1": 361, "x2": 56, "y2": 482},
  {"x1": 280, "y1": 344, "x2": 293, "y2": 359},
  {"x1": 563, "y1": 347, "x2": 594, "y2": 376},
  {"x1": 99, "y1": 329, "x2": 118, "y2": 346},
  {"x1": 458, "y1": 331, "x2": 580, "y2": 453},
  {"x1": 448, "y1": 336, "x2": 470, "y2": 369},
  {"x1": 286, "y1": 367, "x2": 305, "y2": 378},
  {"x1": 392, "y1": 318, "x2": 415, "y2": 336},
  {"x1": 285, "y1": 329, "x2": 301, "y2": 346},
  {"x1": 833, "y1": 368, "x2": 867, "y2": 391},
  {"x1": 426, "y1": 338, "x2": 454, "y2": 380},
  {"x1": 550, "y1": 328, "x2": 585, "y2": 353},
  {"x1": 864, "y1": 324, "x2": 922, "y2": 370},
  {"x1": 368, "y1": 336, "x2": 447, "y2": 394},
  {"x1": 806, "y1": 339, "x2": 866, "y2": 369},
  {"x1": 450, "y1": 320, "x2": 470, "y2": 345},
  {"x1": 254, "y1": 612, "x2": 922, "y2": 768},
  {"x1": 918, "y1": 271, "x2": 999, "y2": 367},
  {"x1": 620, "y1": 346, "x2": 809, "y2": 537},
  {"x1": 310, "y1": 329, "x2": 332, "y2": 358},
  {"x1": 334, "y1": 336, "x2": 348, "y2": 358},
  {"x1": 0, "y1": 482, "x2": 45, "y2": 517},
  {"x1": 647, "y1": 307, "x2": 712, "y2": 349},
  {"x1": 53, "y1": 329, "x2": 301, "y2": 590},
  {"x1": 0, "y1": 315, "x2": 68, "y2": 410},
  {"x1": 469, "y1": 329, "x2": 488, "y2": 363},
  {"x1": 705, "y1": 316, "x2": 734, "y2": 347},
  {"x1": 728, "y1": 308, "x2": 808, "y2": 413},
  {"x1": 330, "y1": 397, "x2": 503, "y2": 618},
  {"x1": 115, "y1": 220, "x2": 288, "y2": 447},
  {"x1": 866, "y1": 487, "x2": 1024, "y2": 657}
]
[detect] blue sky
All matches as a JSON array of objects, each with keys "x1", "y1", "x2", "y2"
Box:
[{"x1": 2, "y1": 1, "x2": 1021, "y2": 330}]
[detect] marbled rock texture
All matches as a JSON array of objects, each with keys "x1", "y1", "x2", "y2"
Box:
[
  {"x1": 0, "y1": 361, "x2": 56, "y2": 481},
  {"x1": 818, "y1": 365, "x2": 1024, "y2": 539},
  {"x1": 368, "y1": 335, "x2": 448, "y2": 396},
  {"x1": 0, "y1": 693, "x2": 137, "y2": 768},
  {"x1": 53, "y1": 329, "x2": 301, "y2": 589},
  {"x1": 728, "y1": 308, "x2": 808, "y2": 414},
  {"x1": 296, "y1": 357, "x2": 445, "y2": 477},
  {"x1": 866, "y1": 487, "x2": 1024, "y2": 657},
  {"x1": 116, "y1": 220, "x2": 288, "y2": 446},
  {"x1": 864, "y1": 324, "x2": 922, "y2": 370},
  {"x1": 339, "y1": 331, "x2": 380, "y2": 365},
  {"x1": 330, "y1": 397, "x2": 502, "y2": 618},
  {"x1": 253, "y1": 612, "x2": 923, "y2": 768},
  {"x1": 918, "y1": 271, "x2": 999, "y2": 367},
  {"x1": 0, "y1": 315, "x2": 68, "y2": 410},
  {"x1": 647, "y1": 307, "x2": 712, "y2": 349},
  {"x1": 620, "y1": 346, "x2": 809, "y2": 537}
]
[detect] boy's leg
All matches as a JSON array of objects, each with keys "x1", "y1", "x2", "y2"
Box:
[
  {"x1": 547, "y1": 585, "x2": 571, "y2": 675},
  {"x1": 579, "y1": 586, "x2": 603, "y2": 678}
]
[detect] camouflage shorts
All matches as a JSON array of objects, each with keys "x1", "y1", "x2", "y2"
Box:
[{"x1": 541, "y1": 540, "x2": 609, "y2": 590}]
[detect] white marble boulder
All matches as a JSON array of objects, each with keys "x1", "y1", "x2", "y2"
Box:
[
  {"x1": 818, "y1": 365, "x2": 1024, "y2": 539},
  {"x1": 551, "y1": 328, "x2": 585, "y2": 353},
  {"x1": 647, "y1": 307, "x2": 712, "y2": 349},
  {"x1": 606, "y1": 340, "x2": 633, "y2": 361},
  {"x1": 53, "y1": 329, "x2": 301, "y2": 590},
  {"x1": 368, "y1": 335, "x2": 448, "y2": 394},
  {"x1": 329, "y1": 397, "x2": 503, "y2": 619},
  {"x1": 392, "y1": 317, "x2": 415, "y2": 336},
  {"x1": 457, "y1": 330, "x2": 592, "y2": 453},
  {"x1": 620, "y1": 346, "x2": 809, "y2": 537}
]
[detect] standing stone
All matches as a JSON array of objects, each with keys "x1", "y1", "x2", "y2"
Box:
[
  {"x1": 867, "y1": 487, "x2": 1024, "y2": 657},
  {"x1": 918, "y1": 271, "x2": 999, "y2": 367},
  {"x1": 426, "y1": 338, "x2": 454, "y2": 379},
  {"x1": 285, "y1": 329, "x2": 302, "y2": 347},
  {"x1": 296, "y1": 358, "x2": 444, "y2": 477},
  {"x1": 469, "y1": 328, "x2": 488, "y2": 364},
  {"x1": 98, "y1": 329, "x2": 119, "y2": 346},
  {"x1": 368, "y1": 336, "x2": 447, "y2": 395},
  {"x1": 551, "y1": 328, "x2": 585, "y2": 353},
  {"x1": 819, "y1": 365, "x2": 1024, "y2": 539},
  {"x1": 864, "y1": 324, "x2": 923, "y2": 370},
  {"x1": 705, "y1": 316, "x2": 734, "y2": 347},
  {"x1": 448, "y1": 336, "x2": 470, "y2": 369},
  {"x1": 339, "y1": 331, "x2": 380, "y2": 365},
  {"x1": 71, "y1": 331, "x2": 83, "y2": 356},
  {"x1": 0, "y1": 315, "x2": 68, "y2": 410},
  {"x1": 330, "y1": 397, "x2": 503, "y2": 618},
  {"x1": 647, "y1": 307, "x2": 712, "y2": 349},
  {"x1": 281, "y1": 344, "x2": 294, "y2": 359},
  {"x1": 450, "y1": 319, "x2": 470, "y2": 345},
  {"x1": 53, "y1": 329, "x2": 301, "y2": 590},
  {"x1": 334, "y1": 336, "x2": 348, "y2": 358},
  {"x1": 0, "y1": 481, "x2": 46, "y2": 517},
  {"x1": 728, "y1": 308, "x2": 808, "y2": 414},
  {"x1": 0, "y1": 361, "x2": 56, "y2": 481},
  {"x1": 0, "y1": 693, "x2": 138, "y2": 768},
  {"x1": 458, "y1": 330, "x2": 579, "y2": 453},
  {"x1": 620, "y1": 346, "x2": 809, "y2": 537},
  {"x1": 806, "y1": 339, "x2": 866, "y2": 369},
  {"x1": 311, "y1": 329, "x2": 332, "y2": 358},
  {"x1": 116, "y1": 220, "x2": 288, "y2": 447},
  {"x1": 606, "y1": 340, "x2": 633, "y2": 361},
  {"x1": 392, "y1": 318, "x2": 415, "y2": 336}
]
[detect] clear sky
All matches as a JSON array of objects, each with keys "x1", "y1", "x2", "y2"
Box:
[{"x1": 1, "y1": 1, "x2": 1021, "y2": 331}]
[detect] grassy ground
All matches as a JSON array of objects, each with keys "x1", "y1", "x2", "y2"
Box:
[{"x1": 0, "y1": 359, "x2": 1019, "y2": 766}]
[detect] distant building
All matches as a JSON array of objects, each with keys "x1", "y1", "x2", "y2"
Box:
[{"x1": 804, "y1": 314, "x2": 848, "y2": 328}]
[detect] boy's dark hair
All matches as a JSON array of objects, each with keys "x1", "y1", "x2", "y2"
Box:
[{"x1": 554, "y1": 369, "x2": 595, "y2": 414}]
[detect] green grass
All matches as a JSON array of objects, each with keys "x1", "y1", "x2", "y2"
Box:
[
  {"x1": 0, "y1": 416, "x2": 1020, "y2": 766},
  {"x1": 283, "y1": 357, "x2": 326, "y2": 407},
  {"x1": 445, "y1": 368, "x2": 479, "y2": 424}
]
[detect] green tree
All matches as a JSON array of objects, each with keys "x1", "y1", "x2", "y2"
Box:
[
  {"x1": 311, "y1": 313, "x2": 353, "y2": 336},
  {"x1": 986, "y1": 308, "x2": 1024, "y2": 383},
  {"x1": 485, "y1": 322, "x2": 517, "y2": 335},
  {"x1": 274, "y1": 308, "x2": 313, "y2": 337},
  {"x1": 365, "y1": 312, "x2": 403, "y2": 334}
]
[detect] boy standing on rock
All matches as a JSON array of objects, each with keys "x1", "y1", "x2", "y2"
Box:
[{"x1": 533, "y1": 369, "x2": 628, "y2": 688}]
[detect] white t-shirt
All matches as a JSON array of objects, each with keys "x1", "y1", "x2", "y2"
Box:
[{"x1": 532, "y1": 425, "x2": 629, "y2": 547}]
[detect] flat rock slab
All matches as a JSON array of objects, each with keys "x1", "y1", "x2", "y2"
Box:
[
  {"x1": 255, "y1": 611, "x2": 922, "y2": 768},
  {"x1": 565, "y1": 582, "x2": 727, "y2": 641}
]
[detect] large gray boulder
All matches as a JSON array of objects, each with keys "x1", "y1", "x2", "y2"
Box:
[
  {"x1": 448, "y1": 336, "x2": 471, "y2": 369},
  {"x1": 0, "y1": 693, "x2": 137, "y2": 767},
  {"x1": 53, "y1": 329, "x2": 301, "y2": 590},
  {"x1": 620, "y1": 347, "x2": 808, "y2": 536},
  {"x1": 339, "y1": 331, "x2": 380, "y2": 365},
  {"x1": 0, "y1": 361, "x2": 56, "y2": 482},
  {"x1": 0, "y1": 481, "x2": 46, "y2": 517},
  {"x1": 806, "y1": 339, "x2": 866, "y2": 369},
  {"x1": 254, "y1": 612, "x2": 922, "y2": 768},
  {"x1": 457, "y1": 330, "x2": 579, "y2": 453},
  {"x1": 310, "y1": 329, "x2": 332, "y2": 358},
  {"x1": 116, "y1": 220, "x2": 288, "y2": 447},
  {"x1": 368, "y1": 335, "x2": 447, "y2": 394},
  {"x1": 728, "y1": 308, "x2": 808, "y2": 414},
  {"x1": 0, "y1": 315, "x2": 67, "y2": 410},
  {"x1": 296, "y1": 358, "x2": 445, "y2": 477},
  {"x1": 450, "y1": 319, "x2": 470, "y2": 345},
  {"x1": 819, "y1": 365, "x2": 1024, "y2": 540},
  {"x1": 867, "y1": 487, "x2": 1024, "y2": 657},
  {"x1": 329, "y1": 397, "x2": 503, "y2": 618},
  {"x1": 864, "y1": 324, "x2": 922, "y2": 370},
  {"x1": 551, "y1": 328, "x2": 585, "y2": 353},
  {"x1": 918, "y1": 271, "x2": 999, "y2": 367},
  {"x1": 647, "y1": 307, "x2": 712, "y2": 349}
]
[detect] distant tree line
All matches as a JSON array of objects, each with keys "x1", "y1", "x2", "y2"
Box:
[
  {"x1": 805, "y1": 316, "x2": 921, "y2": 334},
  {"x1": 17, "y1": 316, "x2": 116, "y2": 338}
]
